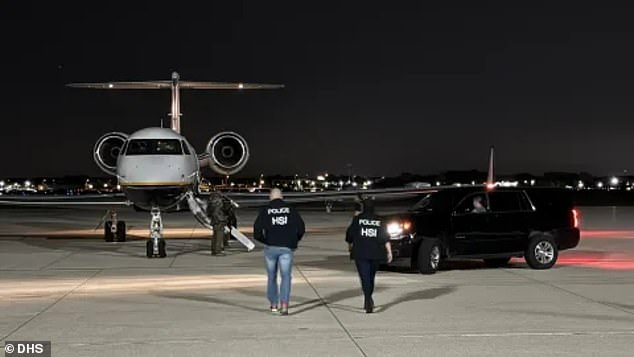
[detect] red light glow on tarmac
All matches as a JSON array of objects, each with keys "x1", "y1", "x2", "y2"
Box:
[
  {"x1": 581, "y1": 230, "x2": 634, "y2": 239},
  {"x1": 556, "y1": 251, "x2": 634, "y2": 270}
]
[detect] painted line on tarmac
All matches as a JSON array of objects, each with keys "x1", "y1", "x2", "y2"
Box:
[
  {"x1": 0, "y1": 269, "x2": 102, "y2": 342},
  {"x1": 382, "y1": 330, "x2": 634, "y2": 339},
  {"x1": 296, "y1": 264, "x2": 368, "y2": 357}
]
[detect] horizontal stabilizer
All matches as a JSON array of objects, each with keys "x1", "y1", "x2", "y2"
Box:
[{"x1": 67, "y1": 81, "x2": 284, "y2": 90}]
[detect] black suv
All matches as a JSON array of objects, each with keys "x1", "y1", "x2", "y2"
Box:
[{"x1": 382, "y1": 187, "x2": 580, "y2": 274}]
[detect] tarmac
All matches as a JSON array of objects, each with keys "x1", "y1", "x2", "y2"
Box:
[{"x1": 1, "y1": 205, "x2": 633, "y2": 356}]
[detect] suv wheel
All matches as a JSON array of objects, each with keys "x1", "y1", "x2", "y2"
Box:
[
  {"x1": 417, "y1": 238, "x2": 441, "y2": 274},
  {"x1": 525, "y1": 234, "x2": 558, "y2": 269}
]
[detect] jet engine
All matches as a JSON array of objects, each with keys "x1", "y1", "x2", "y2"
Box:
[
  {"x1": 94, "y1": 132, "x2": 128, "y2": 176},
  {"x1": 205, "y1": 132, "x2": 249, "y2": 176}
]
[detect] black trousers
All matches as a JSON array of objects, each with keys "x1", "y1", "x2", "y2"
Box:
[
  {"x1": 212, "y1": 224, "x2": 227, "y2": 253},
  {"x1": 355, "y1": 259, "x2": 379, "y2": 303}
]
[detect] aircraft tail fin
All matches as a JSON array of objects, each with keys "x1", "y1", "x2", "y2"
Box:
[{"x1": 486, "y1": 146, "x2": 495, "y2": 189}]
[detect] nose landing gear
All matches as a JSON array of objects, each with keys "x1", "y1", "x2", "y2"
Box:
[{"x1": 146, "y1": 206, "x2": 166, "y2": 258}]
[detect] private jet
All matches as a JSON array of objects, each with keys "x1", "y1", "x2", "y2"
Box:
[{"x1": 0, "y1": 72, "x2": 436, "y2": 258}]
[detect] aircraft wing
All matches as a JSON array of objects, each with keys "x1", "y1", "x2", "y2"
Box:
[
  {"x1": 0, "y1": 194, "x2": 130, "y2": 207},
  {"x1": 210, "y1": 187, "x2": 444, "y2": 208}
]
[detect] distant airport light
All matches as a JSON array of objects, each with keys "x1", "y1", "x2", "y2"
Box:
[
  {"x1": 530, "y1": 179, "x2": 536, "y2": 186},
  {"x1": 352, "y1": 182, "x2": 358, "y2": 187},
  {"x1": 317, "y1": 175, "x2": 325, "y2": 181},
  {"x1": 597, "y1": 181, "x2": 604, "y2": 188},
  {"x1": 0, "y1": 181, "x2": 4, "y2": 187},
  {"x1": 238, "y1": 83, "x2": 244, "y2": 89},
  {"x1": 436, "y1": 181, "x2": 441, "y2": 186},
  {"x1": 577, "y1": 181, "x2": 584, "y2": 189},
  {"x1": 103, "y1": 183, "x2": 108, "y2": 188},
  {"x1": 610, "y1": 177, "x2": 619, "y2": 186},
  {"x1": 24, "y1": 180, "x2": 31, "y2": 187},
  {"x1": 108, "y1": 83, "x2": 114, "y2": 88}
]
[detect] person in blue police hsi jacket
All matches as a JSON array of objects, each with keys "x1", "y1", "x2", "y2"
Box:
[
  {"x1": 253, "y1": 188, "x2": 305, "y2": 316},
  {"x1": 346, "y1": 199, "x2": 392, "y2": 313}
]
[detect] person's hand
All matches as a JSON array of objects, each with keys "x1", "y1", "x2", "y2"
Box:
[{"x1": 386, "y1": 251, "x2": 393, "y2": 264}]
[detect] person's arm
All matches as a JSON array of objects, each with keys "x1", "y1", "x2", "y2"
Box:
[
  {"x1": 253, "y1": 209, "x2": 266, "y2": 243},
  {"x1": 295, "y1": 209, "x2": 305, "y2": 240},
  {"x1": 381, "y1": 223, "x2": 393, "y2": 263},
  {"x1": 385, "y1": 242, "x2": 393, "y2": 263},
  {"x1": 345, "y1": 219, "x2": 356, "y2": 251}
]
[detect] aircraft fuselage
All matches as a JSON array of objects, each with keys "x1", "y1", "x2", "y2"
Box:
[{"x1": 116, "y1": 127, "x2": 199, "y2": 210}]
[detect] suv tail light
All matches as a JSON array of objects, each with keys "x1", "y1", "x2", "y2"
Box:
[{"x1": 572, "y1": 208, "x2": 580, "y2": 228}]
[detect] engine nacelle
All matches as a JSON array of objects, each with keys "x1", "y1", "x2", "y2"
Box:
[
  {"x1": 94, "y1": 132, "x2": 128, "y2": 176},
  {"x1": 205, "y1": 131, "x2": 249, "y2": 176}
]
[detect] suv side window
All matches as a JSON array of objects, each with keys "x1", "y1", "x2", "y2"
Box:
[
  {"x1": 489, "y1": 192, "x2": 525, "y2": 212},
  {"x1": 454, "y1": 192, "x2": 488, "y2": 215}
]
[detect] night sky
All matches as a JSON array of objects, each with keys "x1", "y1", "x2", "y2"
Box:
[{"x1": 2, "y1": 2, "x2": 634, "y2": 178}]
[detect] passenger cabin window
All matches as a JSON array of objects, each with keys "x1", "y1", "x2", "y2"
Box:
[
  {"x1": 454, "y1": 193, "x2": 488, "y2": 215},
  {"x1": 488, "y1": 192, "x2": 526, "y2": 212},
  {"x1": 181, "y1": 140, "x2": 191, "y2": 155},
  {"x1": 125, "y1": 139, "x2": 183, "y2": 155}
]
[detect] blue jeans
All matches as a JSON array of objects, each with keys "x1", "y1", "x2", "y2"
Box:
[{"x1": 264, "y1": 246, "x2": 294, "y2": 306}]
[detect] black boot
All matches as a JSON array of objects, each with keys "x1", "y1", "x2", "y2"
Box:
[{"x1": 364, "y1": 297, "x2": 374, "y2": 313}]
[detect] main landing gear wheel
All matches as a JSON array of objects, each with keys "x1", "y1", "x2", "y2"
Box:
[
  {"x1": 104, "y1": 221, "x2": 114, "y2": 242},
  {"x1": 116, "y1": 221, "x2": 127, "y2": 242},
  {"x1": 417, "y1": 238, "x2": 441, "y2": 275},
  {"x1": 525, "y1": 234, "x2": 558, "y2": 270}
]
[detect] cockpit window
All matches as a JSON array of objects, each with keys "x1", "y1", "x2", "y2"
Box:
[
  {"x1": 125, "y1": 139, "x2": 183, "y2": 155},
  {"x1": 181, "y1": 140, "x2": 191, "y2": 155}
]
